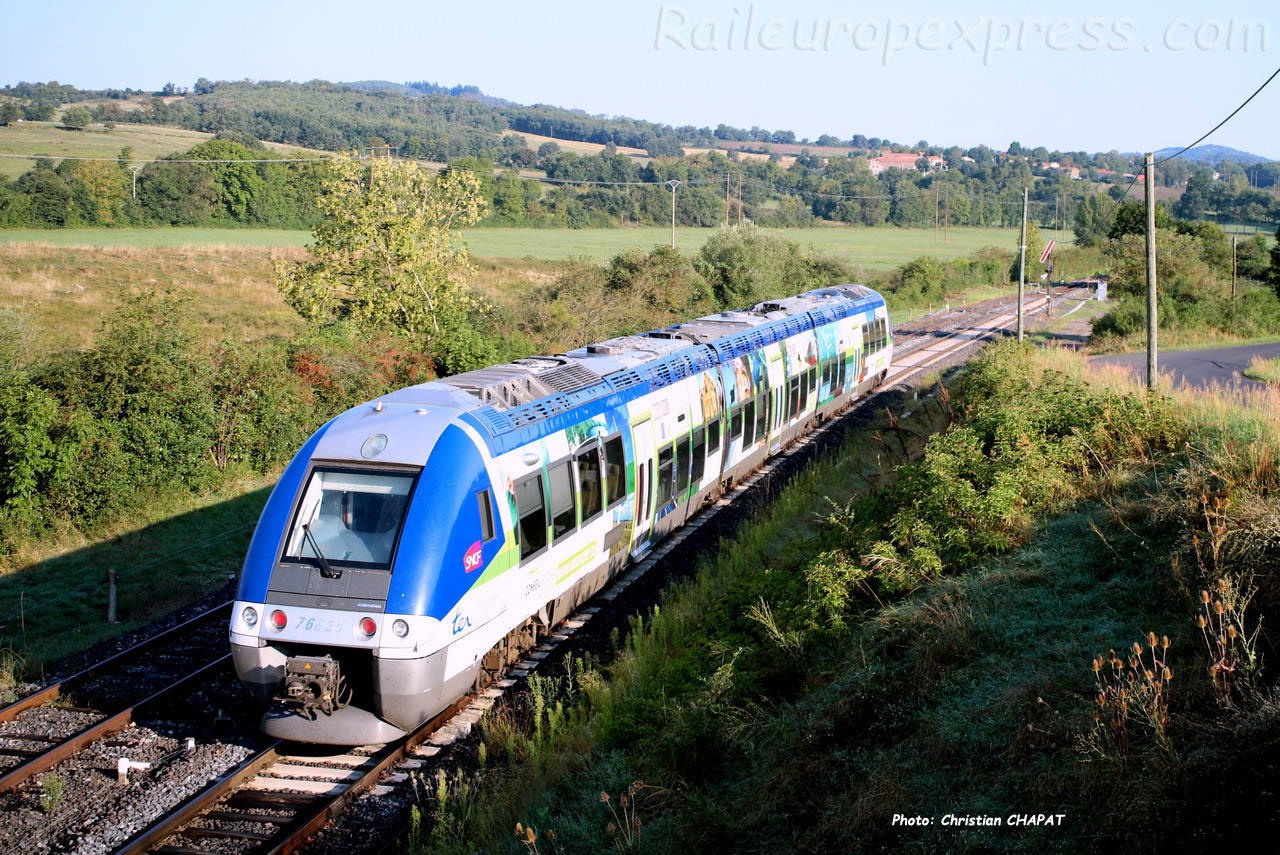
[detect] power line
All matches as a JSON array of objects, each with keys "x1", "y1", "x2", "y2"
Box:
[
  {"x1": 1073, "y1": 62, "x2": 1280, "y2": 244},
  {"x1": 1154, "y1": 63, "x2": 1280, "y2": 166}
]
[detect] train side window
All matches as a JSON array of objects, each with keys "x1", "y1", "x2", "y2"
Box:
[
  {"x1": 514, "y1": 474, "x2": 547, "y2": 561},
  {"x1": 799, "y1": 372, "x2": 809, "y2": 412},
  {"x1": 742, "y1": 399, "x2": 755, "y2": 446},
  {"x1": 549, "y1": 460, "x2": 576, "y2": 543},
  {"x1": 657, "y1": 444, "x2": 674, "y2": 506},
  {"x1": 755, "y1": 391, "x2": 768, "y2": 438},
  {"x1": 576, "y1": 445, "x2": 603, "y2": 524},
  {"x1": 789, "y1": 376, "x2": 801, "y2": 419},
  {"x1": 691, "y1": 426, "x2": 706, "y2": 484},
  {"x1": 809, "y1": 365, "x2": 817, "y2": 395},
  {"x1": 730, "y1": 405, "x2": 743, "y2": 440},
  {"x1": 707, "y1": 418, "x2": 720, "y2": 454},
  {"x1": 604, "y1": 435, "x2": 625, "y2": 507},
  {"x1": 477, "y1": 489, "x2": 495, "y2": 542},
  {"x1": 821, "y1": 357, "x2": 832, "y2": 387},
  {"x1": 676, "y1": 435, "x2": 690, "y2": 495}
]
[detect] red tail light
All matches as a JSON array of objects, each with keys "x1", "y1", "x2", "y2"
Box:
[
  {"x1": 359, "y1": 617, "x2": 377, "y2": 637},
  {"x1": 270, "y1": 609, "x2": 287, "y2": 629}
]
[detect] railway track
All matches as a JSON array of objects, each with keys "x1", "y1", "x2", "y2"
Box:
[
  {"x1": 0, "y1": 602, "x2": 236, "y2": 796},
  {"x1": 0, "y1": 291, "x2": 1065, "y2": 854}
]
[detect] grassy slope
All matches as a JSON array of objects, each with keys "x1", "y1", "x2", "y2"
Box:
[
  {"x1": 0, "y1": 121, "x2": 330, "y2": 178},
  {"x1": 416, "y1": 346, "x2": 1279, "y2": 854},
  {"x1": 0, "y1": 226, "x2": 1074, "y2": 270}
]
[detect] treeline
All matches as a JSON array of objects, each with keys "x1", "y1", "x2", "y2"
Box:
[
  {"x1": 458, "y1": 146, "x2": 1083, "y2": 229},
  {"x1": 0, "y1": 137, "x2": 326, "y2": 228},
  {"x1": 1174, "y1": 171, "x2": 1280, "y2": 226},
  {"x1": 3, "y1": 78, "x2": 1276, "y2": 231}
]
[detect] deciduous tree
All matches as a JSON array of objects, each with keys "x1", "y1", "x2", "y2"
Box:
[
  {"x1": 60, "y1": 105, "x2": 91, "y2": 129},
  {"x1": 276, "y1": 152, "x2": 490, "y2": 373}
]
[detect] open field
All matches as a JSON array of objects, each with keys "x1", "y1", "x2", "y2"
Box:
[
  {"x1": 0, "y1": 121, "x2": 331, "y2": 178},
  {"x1": 502, "y1": 129, "x2": 647, "y2": 159},
  {"x1": 0, "y1": 243, "x2": 305, "y2": 353},
  {"x1": 0, "y1": 225, "x2": 1069, "y2": 269}
]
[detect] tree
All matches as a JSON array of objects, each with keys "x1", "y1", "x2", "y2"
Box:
[
  {"x1": 0, "y1": 102, "x2": 20, "y2": 126},
  {"x1": 66, "y1": 160, "x2": 127, "y2": 224},
  {"x1": 276, "y1": 153, "x2": 490, "y2": 373},
  {"x1": 60, "y1": 106, "x2": 91, "y2": 130},
  {"x1": 1073, "y1": 194, "x2": 1113, "y2": 247},
  {"x1": 186, "y1": 139, "x2": 266, "y2": 221},
  {"x1": 1109, "y1": 199, "x2": 1169, "y2": 239}
]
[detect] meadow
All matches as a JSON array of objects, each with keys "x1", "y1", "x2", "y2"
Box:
[
  {"x1": 0, "y1": 120, "x2": 329, "y2": 178},
  {"x1": 0, "y1": 225, "x2": 1072, "y2": 270}
]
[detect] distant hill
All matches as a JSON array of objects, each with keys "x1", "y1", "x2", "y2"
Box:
[
  {"x1": 342, "y1": 80, "x2": 518, "y2": 108},
  {"x1": 1150, "y1": 144, "x2": 1273, "y2": 166}
]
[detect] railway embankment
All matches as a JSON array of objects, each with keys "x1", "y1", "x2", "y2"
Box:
[{"x1": 404, "y1": 342, "x2": 1279, "y2": 854}]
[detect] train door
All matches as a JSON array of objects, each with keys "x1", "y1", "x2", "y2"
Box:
[
  {"x1": 769, "y1": 351, "x2": 785, "y2": 454},
  {"x1": 629, "y1": 415, "x2": 656, "y2": 557}
]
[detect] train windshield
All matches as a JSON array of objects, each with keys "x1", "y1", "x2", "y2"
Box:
[{"x1": 282, "y1": 469, "x2": 414, "y2": 570}]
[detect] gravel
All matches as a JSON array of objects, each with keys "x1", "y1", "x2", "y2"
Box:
[{"x1": 0, "y1": 720, "x2": 254, "y2": 855}]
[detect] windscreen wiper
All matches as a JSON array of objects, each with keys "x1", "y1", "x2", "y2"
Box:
[{"x1": 303, "y1": 523, "x2": 342, "y2": 579}]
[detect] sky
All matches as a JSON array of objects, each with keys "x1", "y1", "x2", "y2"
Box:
[{"x1": 3, "y1": 0, "x2": 1278, "y2": 157}]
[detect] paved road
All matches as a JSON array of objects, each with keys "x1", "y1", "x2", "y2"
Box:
[{"x1": 1090, "y1": 341, "x2": 1280, "y2": 390}]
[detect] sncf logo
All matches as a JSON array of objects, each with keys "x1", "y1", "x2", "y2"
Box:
[{"x1": 463, "y1": 541, "x2": 484, "y2": 573}]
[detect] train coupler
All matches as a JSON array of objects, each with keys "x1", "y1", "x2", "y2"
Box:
[{"x1": 278, "y1": 654, "x2": 351, "y2": 719}]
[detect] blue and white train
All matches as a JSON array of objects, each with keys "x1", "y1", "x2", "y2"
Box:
[{"x1": 229, "y1": 286, "x2": 892, "y2": 743}]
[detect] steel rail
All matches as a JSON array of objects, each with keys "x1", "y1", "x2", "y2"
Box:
[
  {"x1": 0, "y1": 654, "x2": 232, "y2": 794},
  {"x1": 0, "y1": 601, "x2": 234, "y2": 724}
]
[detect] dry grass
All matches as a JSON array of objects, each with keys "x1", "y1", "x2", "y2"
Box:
[
  {"x1": 0, "y1": 243, "x2": 308, "y2": 353},
  {"x1": 502, "y1": 130, "x2": 648, "y2": 159},
  {"x1": 1042, "y1": 345, "x2": 1280, "y2": 437},
  {"x1": 1243, "y1": 355, "x2": 1280, "y2": 384}
]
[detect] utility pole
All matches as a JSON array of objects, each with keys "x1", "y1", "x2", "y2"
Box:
[
  {"x1": 667, "y1": 179, "x2": 682, "y2": 249},
  {"x1": 1144, "y1": 153, "x2": 1158, "y2": 392},
  {"x1": 129, "y1": 166, "x2": 140, "y2": 200},
  {"x1": 944, "y1": 186, "x2": 949, "y2": 243},
  {"x1": 1017, "y1": 186, "x2": 1027, "y2": 342},
  {"x1": 934, "y1": 186, "x2": 939, "y2": 243},
  {"x1": 725, "y1": 172, "x2": 730, "y2": 226},
  {"x1": 1232, "y1": 235, "x2": 1238, "y2": 300},
  {"x1": 1054, "y1": 194, "x2": 1059, "y2": 235},
  {"x1": 737, "y1": 175, "x2": 742, "y2": 223}
]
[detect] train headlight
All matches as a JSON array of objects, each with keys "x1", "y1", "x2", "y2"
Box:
[
  {"x1": 241, "y1": 606, "x2": 258, "y2": 627},
  {"x1": 392, "y1": 619, "x2": 409, "y2": 638}
]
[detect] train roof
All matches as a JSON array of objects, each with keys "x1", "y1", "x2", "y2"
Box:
[{"x1": 318, "y1": 285, "x2": 884, "y2": 465}]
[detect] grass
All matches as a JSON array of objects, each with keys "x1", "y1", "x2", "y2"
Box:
[
  {"x1": 0, "y1": 120, "x2": 328, "y2": 178},
  {"x1": 0, "y1": 243, "x2": 306, "y2": 354},
  {"x1": 0, "y1": 228, "x2": 315, "y2": 249},
  {"x1": 1243, "y1": 355, "x2": 1280, "y2": 383},
  {"x1": 0, "y1": 470, "x2": 275, "y2": 670},
  {"x1": 0, "y1": 226, "x2": 1072, "y2": 271}
]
